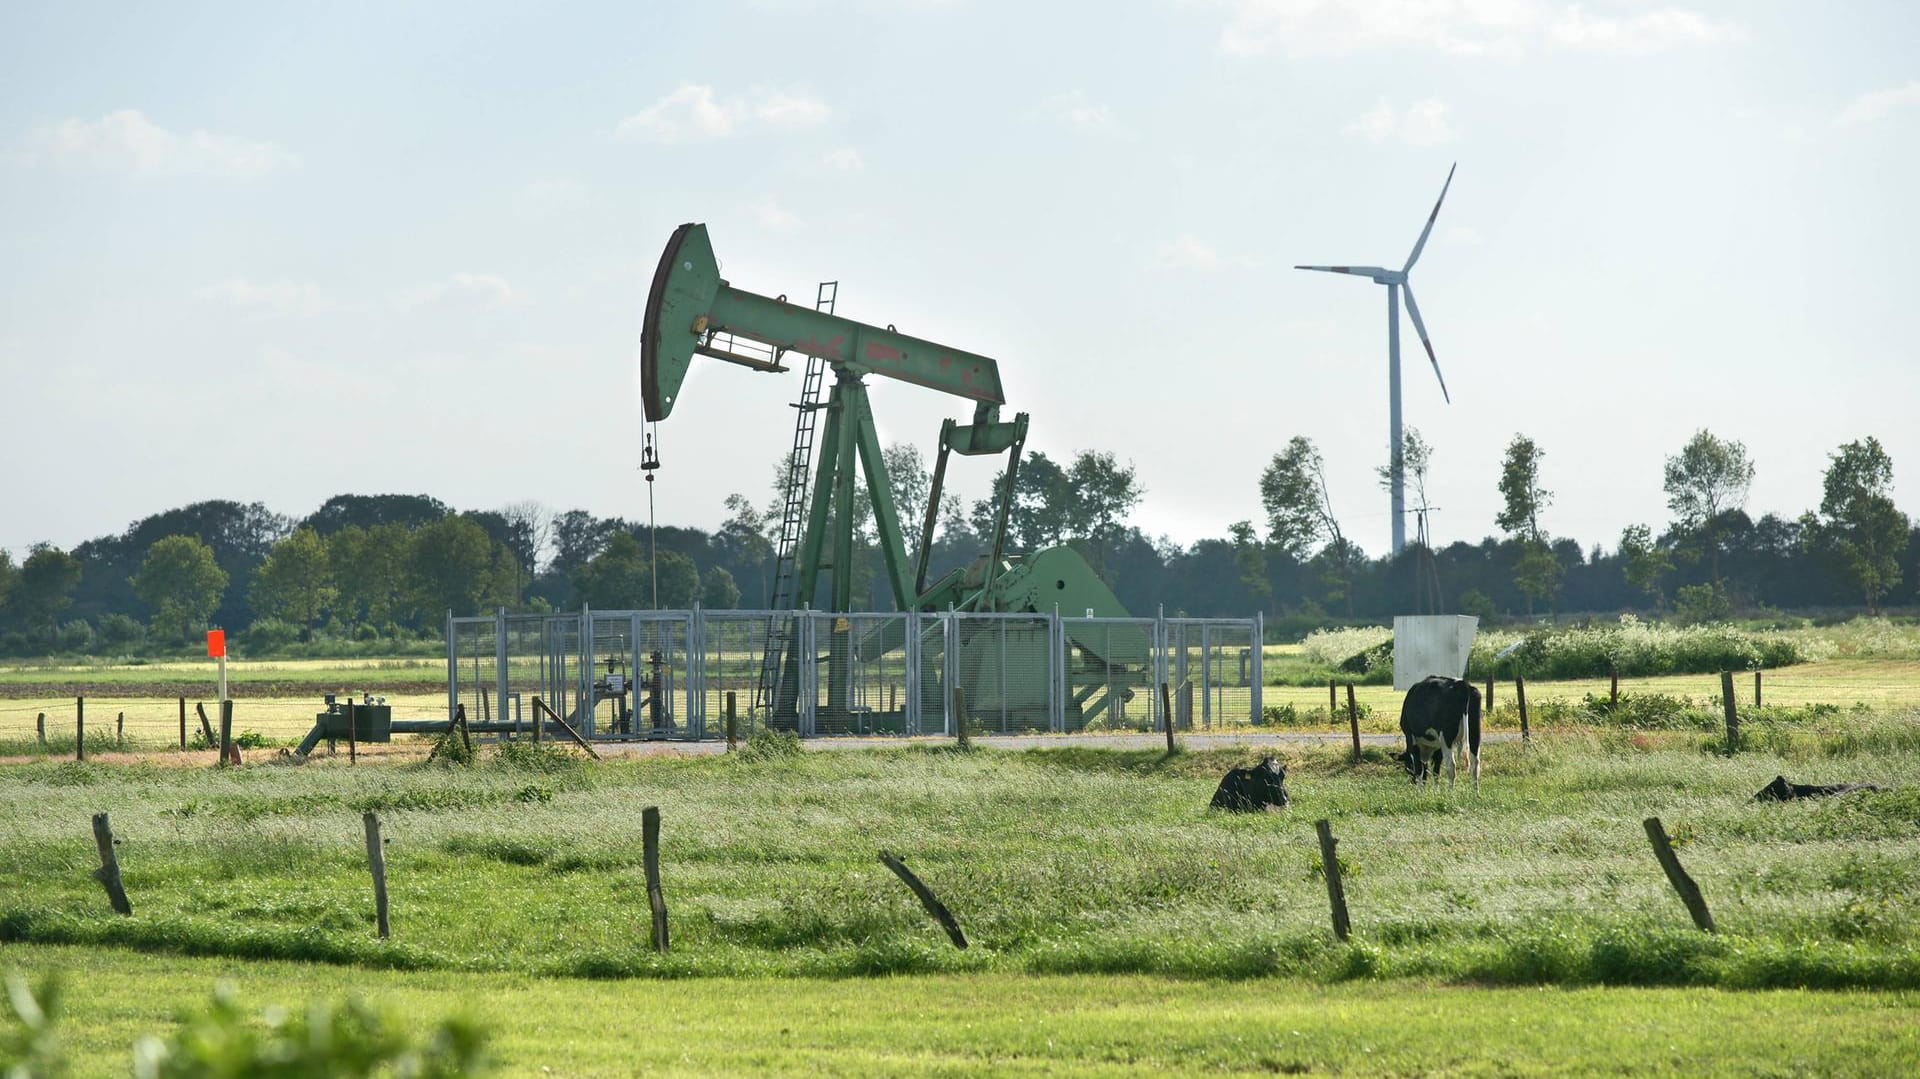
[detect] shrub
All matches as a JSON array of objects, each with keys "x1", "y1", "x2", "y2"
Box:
[
  {"x1": 53, "y1": 620, "x2": 95, "y2": 655},
  {"x1": 241, "y1": 617, "x2": 302, "y2": 655},
  {"x1": 736, "y1": 729, "x2": 803, "y2": 761},
  {"x1": 1467, "y1": 616, "x2": 1808, "y2": 680},
  {"x1": 97, "y1": 612, "x2": 146, "y2": 650},
  {"x1": 131, "y1": 984, "x2": 488, "y2": 1078}
]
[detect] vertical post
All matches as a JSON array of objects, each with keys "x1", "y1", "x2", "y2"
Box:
[
  {"x1": 1328, "y1": 679, "x2": 1338, "y2": 721},
  {"x1": 218, "y1": 700, "x2": 234, "y2": 766},
  {"x1": 1314, "y1": 819, "x2": 1351, "y2": 942},
  {"x1": 480, "y1": 685, "x2": 491, "y2": 725},
  {"x1": 530, "y1": 694, "x2": 542, "y2": 743},
  {"x1": 1720, "y1": 671, "x2": 1738, "y2": 751},
  {"x1": 952, "y1": 685, "x2": 970, "y2": 750},
  {"x1": 90, "y1": 813, "x2": 132, "y2": 915},
  {"x1": 643, "y1": 805, "x2": 669, "y2": 953},
  {"x1": 1346, "y1": 683, "x2": 1361, "y2": 763},
  {"x1": 1484, "y1": 674, "x2": 1494, "y2": 713},
  {"x1": 363, "y1": 812, "x2": 390, "y2": 939},
  {"x1": 1515, "y1": 676, "x2": 1530, "y2": 742},
  {"x1": 37, "y1": 712, "x2": 46, "y2": 746},
  {"x1": 1179, "y1": 681, "x2": 1195, "y2": 732},
  {"x1": 1643, "y1": 817, "x2": 1715, "y2": 932},
  {"x1": 1754, "y1": 670, "x2": 1762, "y2": 709},
  {"x1": 76, "y1": 696, "x2": 85, "y2": 762},
  {"x1": 178, "y1": 697, "x2": 186, "y2": 750},
  {"x1": 1160, "y1": 681, "x2": 1175, "y2": 753},
  {"x1": 117, "y1": 711, "x2": 124, "y2": 747},
  {"x1": 347, "y1": 699, "x2": 357, "y2": 763},
  {"x1": 725, "y1": 690, "x2": 738, "y2": 752},
  {"x1": 1610, "y1": 669, "x2": 1619, "y2": 709}
]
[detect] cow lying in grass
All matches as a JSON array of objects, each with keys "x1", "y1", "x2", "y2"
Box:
[{"x1": 1397, "y1": 675, "x2": 1481, "y2": 787}]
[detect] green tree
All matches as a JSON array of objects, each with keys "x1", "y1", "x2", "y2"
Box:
[
  {"x1": 250, "y1": 527, "x2": 337, "y2": 636},
  {"x1": 701, "y1": 566, "x2": 742, "y2": 610},
  {"x1": 1617, "y1": 523, "x2": 1673, "y2": 607},
  {"x1": 1259, "y1": 437, "x2": 1353, "y2": 614},
  {"x1": 1227, "y1": 519, "x2": 1272, "y2": 614},
  {"x1": 11, "y1": 545, "x2": 82, "y2": 635},
  {"x1": 654, "y1": 548, "x2": 700, "y2": 608},
  {"x1": 0, "y1": 549, "x2": 17, "y2": 621},
  {"x1": 408, "y1": 517, "x2": 516, "y2": 620},
  {"x1": 883, "y1": 442, "x2": 933, "y2": 555},
  {"x1": 1495, "y1": 435, "x2": 1558, "y2": 615},
  {"x1": 1810, "y1": 437, "x2": 1909, "y2": 613},
  {"x1": 1663, "y1": 429, "x2": 1754, "y2": 586},
  {"x1": 1495, "y1": 434, "x2": 1551, "y2": 543},
  {"x1": 134, "y1": 536, "x2": 229, "y2": 642},
  {"x1": 716, "y1": 493, "x2": 775, "y2": 607},
  {"x1": 574, "y1": 533, "x2": 652, "y2": 609},
  {"x1": 970, "y1": 450, "x2": 1073, "y2": 551},
  {"x1": 329, "y1": 524, "x2": 411, "y2": 627},
  {"x1": 1065, "y1": 450, "x2": 1143, "y2": 571}
]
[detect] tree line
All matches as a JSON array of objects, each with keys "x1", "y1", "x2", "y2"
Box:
[{"x1": 0, "y1": 430, "x2": 1910, "y2": 655}]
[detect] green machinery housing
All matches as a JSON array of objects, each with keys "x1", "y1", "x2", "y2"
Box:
[{"x1": 641, "y1": 223, "x2": 1151, "y2": 731}]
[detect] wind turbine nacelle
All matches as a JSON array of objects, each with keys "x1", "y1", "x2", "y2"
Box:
[{"x1": 641, "y1": 223, "x2": 723, "y2": 422}]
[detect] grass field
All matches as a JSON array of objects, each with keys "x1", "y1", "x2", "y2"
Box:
[{"x1": 10, "y1": 943, "x2": 1917, "y2": 1076}]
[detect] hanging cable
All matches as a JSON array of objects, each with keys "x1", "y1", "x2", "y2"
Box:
[{"x1": 642, "y1": 424, "x2": 661, "y2": 609}]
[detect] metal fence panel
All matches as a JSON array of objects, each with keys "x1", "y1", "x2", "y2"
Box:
[
  {"x1": 1060, "y1": 617, "x2": 1159, "y2": 732},
  {"x1": 799, "y1": 612, "x2": 913, "y2": 736},
  {"x1": 1166, "y1": 618, "x2": 1259, "y2": 729},
  {"x1": 950, "y1": 613, "x2": 1055, "y2": 734}
]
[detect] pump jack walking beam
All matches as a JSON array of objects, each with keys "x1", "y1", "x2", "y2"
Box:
[{"x1": 642, "y1": 223, "x2": 1005, "y2": 422}]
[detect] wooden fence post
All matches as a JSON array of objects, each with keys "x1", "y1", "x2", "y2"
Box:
[
  {"x1": 1610, "y1": 669, "x2": 1620, "y2": 709},
  {"x1": 116, "y1": 711, "x2": 124, "y2": 747},
  {"x1": 1754, "y1": 670, "x2": 1763, "y2": 709},
  {"x1": 1160, "y1": 681, "x2": 1176, "y2": 753},
  {"x1": 1345, "y1": 684, "x2": 1360, "y2": 763},
  {"x1": 76, "y1": 697, "x2": 85, "y2": 763},
  {"x1": 218, "y1": 700, "x2": 235, "y2": 767},
  {"x1": 346, "y1": 700, "x2": 357, "y2": 763},
  {"x1": 1328, "y1": 679, "x2": 1338, "y2": 721},
  {"x1": 178, "y1": 697, "x2": 186, "y2": 750},
  {"x1": 531, "y1": 696, "x2": 601, "y2": 759},
  {"x1": 725, "y1": 691, "x2": 737, "y2": 752},
  {"x1": 37, "y1": 712, "x2": 46, "y2": 746},
  {"x1": 1720, "y1": 671, "x2": 1739, "y2": 752},
  {"x1": 643, "y1": 805, "x2": 669, "y2": 953},
  {"x1": 91, "y1": 813, "x2": 132, "y2": 915},
  {"x1": 879, "y1": 851, "x2": 968, "y2": 949},
  {"x1": 1314, "y1": 819, "x2": 1351, "y2": 942},
  {"x1": 1515, "y1": 676, "x2": 1530, "y2": 743},
  {"x1": 1643, "y1": 817, "x2": 1715, "y2": 932},
  {"x1": 952, "y1": 686, "x2": 970, "y2": 750},
  {"x1": 1484, "y1": 674, "x2": 1494, "y2": 714},
  {"x1": 194, "y1": 702, "x2": 216, "y2": 747},
  {"x1": 363, "y1": 812, "x2": 390, "y2": 939}
]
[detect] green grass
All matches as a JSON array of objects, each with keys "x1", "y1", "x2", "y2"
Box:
[
  {"x1": 9, "y1": 944, "x2": 1917, "y2": 1076},
  {"x1": 2, "y1": 735, "x2": 1917, "y2": 988}
]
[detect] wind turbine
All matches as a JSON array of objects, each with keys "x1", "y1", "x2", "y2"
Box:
[{"x1": 1296, "y1": 163, "x2": 1457, "y2": 558}]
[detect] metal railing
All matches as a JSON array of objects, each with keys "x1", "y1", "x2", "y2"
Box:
[{"x1": 449, "y1": 607, "x2": 1262, "y2": 740}]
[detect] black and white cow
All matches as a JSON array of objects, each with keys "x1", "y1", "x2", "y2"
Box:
[{"x1": 1396, "y1": 675, "x2": 1481, "y2": 787}]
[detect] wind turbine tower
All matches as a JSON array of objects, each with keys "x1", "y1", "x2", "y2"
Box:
[{"x1": 1297, "y1": 163, "x2": 1457, "y2": 557}]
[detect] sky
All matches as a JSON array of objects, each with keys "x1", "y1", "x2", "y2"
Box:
[{"x1": 2, "y1": 0, "x2": 1918, "y2": 565}]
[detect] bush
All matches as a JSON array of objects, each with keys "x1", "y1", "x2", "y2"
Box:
[
  {"x1": 1467, "y1": 616, "x2": 1808, "y2": 680},
  {"x1": 241, "y1": 618, "x2": 302, "y2": 655},
  {"x1": 736, "y1": 729, "x2": 803, "y2": 761},
  {"x1": 97, "y1": 613, "x2": 146, "y2": 650},
  {"x1": 53, "y1": 620, "x2": 95, "y2": 655}
]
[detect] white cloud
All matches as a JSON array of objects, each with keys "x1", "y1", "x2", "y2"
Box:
[
  {"x1": 823, "y1": 147, "x2": 866, "y2": 171},
  {"x1": 614, "y1": 85, "x2": 829, "y2": 142},
  {"x1": 1151, "y1": 235, "x2": 1224, "y2": 270},
  {"x1": 754, "y1": 199, "x2": 803, "y2": 231},
  {"x1": 1549, "y1": 5, "x2": 1742, "y2": 53},
  {"x1": 393, "y1": 273, "x2": 516, "y2": 311},
  {"x1": 1045, "y1": 90, "x2": 1127, "y2": 136},
  {"x1": 1217, "y1": 1, "x2": 1737, "y2": 58},
  {"x1": 1835, "y1": 81, "x2": 1920, "y2": 127},
  {"x1": 195, "y1": 279, "x2": 338, "y2": 318},
  {"x1": 1443, "y1": 224, "x2": 1484, "y2": 246},
  {"x1": 26, "y1": 109, "x2": 297, "y2": 179},
  {"x1": 1348, "y1": 99, "x2": 1459, "y2": 146}
]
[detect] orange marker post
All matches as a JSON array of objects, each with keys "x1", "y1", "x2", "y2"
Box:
[{"x1": 207, "y1": 629, "x2": 228, "y2": 711}]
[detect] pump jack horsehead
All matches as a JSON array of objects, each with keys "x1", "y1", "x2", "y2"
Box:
[{"x1": 1397, "y1": 675, "x2": 1481, "y2": 787}]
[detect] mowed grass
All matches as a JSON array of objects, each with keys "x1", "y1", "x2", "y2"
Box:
[
  {"x1": 2, "y1": 733, "x2": 1918, "y2": 987},
  {"x1": 9, "y1": 943, "x2": 1917, "y2": 1077}
]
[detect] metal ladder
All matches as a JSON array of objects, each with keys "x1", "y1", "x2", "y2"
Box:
[{"x1": 754, "y1": 281, "x2": 837, "y2": 720}]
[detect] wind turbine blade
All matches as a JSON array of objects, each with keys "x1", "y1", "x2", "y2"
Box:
[
  {"x1": 1400, "y1": 283, "x2": 1450, "y2": 404},
  {"x1": 1402, "y1": 162, "x2": 1457, "y2": 273},
  {"x1": 1295, "y1": 264, "x2": 1391, "y2": 276}
]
